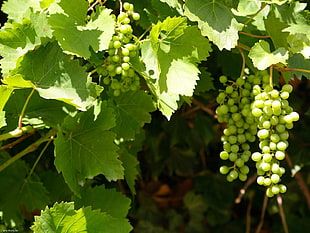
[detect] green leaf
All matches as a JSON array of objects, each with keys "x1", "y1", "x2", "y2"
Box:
[
  {"x1": 194, "y1": 69, "x2": 214, "y2": 94},
  {"x1": 73, "y1": 186, "x2": 131, "y2": 218},
  {"x1": 264, "y1": 11, "x2": 290, "y2": 49},
  {"x1": 184, "y1": 0, "x2": 243, "y2": 50},
  {"x1": 118, "y1": 147, "x2": 140, "y2": 194},
  {"x1": 142, "y1": 17, "x2": 211, "y2": 118},
  {"x1": 48, "y1": 0, "x2": 115, "y2": 58},
  {"x1": 0, "y1": 11, "x2": 52, "y2": 76},
  {"x1": 1, "y1": 0, "x2": 41, "y2": 22},
  {"x1": 287, "y1": 33, "x2": 310, "y2": 59},
  {"x1": 0, "y1": 151, "x2": 49, "y2": 223},
  {"x1": 111, "y1": 90, "x2": 155, "y2": 140},
  {"x1": 87, "y1": 7, "x2": 115, "y2": 51},
  {"x1": 54, "y1": 103, "x2": 123, "y2": 194},
  {"x1": 31, "y1": 202, "x2": 133, "y2": 233},
  {"x1": 288, "y1": 54, "x2": 310, "y2": 79},
  {"x1": 249, "y1": 40, "x2": 289, "y2": 70},
  {"x1": 4, "y1": 89, "x2": 75, "y2": 129},
  {"x1": 9, "y1": 42, "x2": 102, "y2": 110}
]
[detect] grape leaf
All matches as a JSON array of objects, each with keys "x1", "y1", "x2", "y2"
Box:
[
  {"x1": 54, "y1": 103, "x2": 124, "y2": 194},
  {"x1": 0, "y1": 11, "x2": 52, "y2": 76},
  {"x1": 111, "y1": 90, "x2": 155, "y2": 140},
  {"x1": 48, "y1": 0, "x2": 115, "y2": 58},
  {"x1": 248, "y1": 40, "x2": 289, "y2": 70},
  {"x1": 0, "y1": 151, "x2": 49, "y2": 223},
  {"x1": 142, "y1": 17, "x2": 211, "y2": 118},
  {"x1": 9, "y1": 42, "x2": 102, "y2": 110},
  {"x1": 31, "y1": 202, "x2": 133, "y2": 233},
  {"x1": 287, "y1": 33, "x2": 310, "y2": 59},
  {"x1": 118, "y1": 147, "x2": 140, "y2": 194},
  {"x1": 288, "y1": 54, "x2": 310, "y2": 79},
  {"x1": 184, "y1": 0, "x2": 243, "y2": 50},
  {"x1": 1, "y1": 0, "x2": 41, "y2": 22},
  {"x1": 73, "y1": 186, "x2": 131, "y2": 218},
  {"x1": 264, "y1": 11, "x2": 290, "y2": 49},
  {"x1": 4, "y1": 89, "x2": 75, "y2": 129}
]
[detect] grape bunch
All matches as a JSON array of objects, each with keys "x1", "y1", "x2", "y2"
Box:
[
  {"x1": 96, "y1": 2, "x2": 141, "y2": 96},
  {"x1": 216, "y1": 73, "x2": 269, "y2": 182},
  {"x1": 216, "y1": 71, "x2": 299, "y2": 197},
  {"x1": 251, "y1": 82, "x2": 299, "y2": 197}
]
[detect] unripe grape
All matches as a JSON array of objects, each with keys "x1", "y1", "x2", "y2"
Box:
[
  {"x1": 132, "y1": 12, "x2": 140, "y2": 21},
  {"x1": 257, "y1": 176, "x2": 265, "y2": 185},
  {"x1": 252, "y1": 152, "x2": 262, "y2": 162},
  {"x1": 271, "y1": 185, "x2": 280, "y2": 194},
  {"x1": 280, "y1": 91, "x2": 290, "y2": 99},
  {"x1": 220, "y1": 166, "x2": 230, "y2": 174},
  {"x1": 220, "y1": 151, "x2": 229, "y2": 160},
  {"x1": 279, "y1": 184, "x2": 287, "y2": 193},
  {"x1": 239, "y1": 173, "x2": 247, "y2": 181},
  {"x1": 235, "y1": 158, "x2": 244, "y2": 167},
  {"x1": 282, "y1": 84, "x2": 293, "y2": 93},
  {"x1": 271, "y1": 174, "x2": 280, "y2": 184},
  {"x1": 257, "y1": 129, "x2": 269, "y2": 139},
  {"x1": 266, "y1": 187, "x2": 274, "y2": 197},
  {"x1": 263, "y1": 177, "x2": 272, "y2": 186},
  {"x1": 229, "y1": 170, "x2": 238, "y2": 180},
  {"x1": 275, "y1": 151, "x2": 285, "y2": 160}
]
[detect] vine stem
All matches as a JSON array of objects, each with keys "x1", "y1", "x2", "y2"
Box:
[
  {"x1": 235, "y1": 174, "x2": 257, "y2": 204},
  {"x1": 0, "y1": 128, "x2": 57, "y2": 172},
  {"x1": 18, "y1": 88, "x2": 35, "y2": 129},
  {"x1": 0, "y1": 130, "x2": 36, "y2": 150},
  {"x1": 243, "y1": 3, "x2": 268, "y2": 28},
  {"x1": 0, "y1": 125, "x2": 34, "y2": 141},
  {"x1": 237, "y1": 46, "x2": 246, "y2": 79},
  {"x1": 277, "y1": 194, "x2": 289, "y2": 233},
  {"x1": 255, "y1": 194, "x2": 268, "y2": 233},
  {"x1": 275, "y1": 67, "x2": 310, "y2": 74},
  {"x1": 27, "y1": 139, "x2": 53, "y2": 179},
  {"x1": 238, "y1": 31, "x2": 270, "y2": 39},
  {"x1": 269, "y1": 65, "x2": 274, "y2": 87}
]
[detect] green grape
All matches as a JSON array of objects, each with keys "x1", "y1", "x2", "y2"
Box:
[
  {"x1": 219, "y1": 75, "x2": 227, "y2": 83},
  {"x1": 220, "y1": 166, "x2": 230, "y2": 175}
]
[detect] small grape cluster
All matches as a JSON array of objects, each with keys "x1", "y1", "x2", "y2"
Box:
[
  {"x1": 216, "y1": 73, "x2": 269, "y2": 182},
  {"x1": 216, "y1": 71, "x2": 299, "y2": 197},
  {"x1": 96, "y1": 2, "x2": 140, "y2": 96},
  {"x1": 250, "y1": 82, "x2": 299, "y2": 197}
]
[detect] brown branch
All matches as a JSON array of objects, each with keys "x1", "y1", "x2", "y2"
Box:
[
  {"x1": 238, "y1": 31, "x2": 270, "y2": 39},
  {"x1": 255, "y1": 194, "x2": 268, "y2": 233},
  {"x1": 0, "y1": 130, "x2": 36, "y2": 150},
  {"x1": 246, "y1": 197, "x2": 253, "y2": 233},
  {"x1": 235, "y1": 173, "x2": 257, "y2": 204},
  {"x1": 277, "y1": 194, "x2": 289, "y2": 233},
  {"x1": 286, "y1": 153, "x2": 310, "y2": 210},
  {"x1": 191, "y1": 99, "x2": 216, "y2": 118}
]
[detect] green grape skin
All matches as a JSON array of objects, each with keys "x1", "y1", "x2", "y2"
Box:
[
  {"x1": 219, "y1": 75, "x2": 227, "y2": 83},
  {"x1": 239, "y1": 173, "x2": 247, "y2": 181},
  {"x1": 220, "y1": 151, "x2": 229, "y2": 160},
  {"x1": 282, "y1": 84, "x2": 293, "y2": 93},
  {"x1": 271, "y1": 174, "x2": 280, "y2": 184},
  {"x1": 132, "y1": 12, "x2": 140, "y2": 21},
  {"x1": 220, "y1": 166, "x2": 230, "y2": 175},
  {"x1": 228, "y1": 170, "x2": 238, "y2": 180}
]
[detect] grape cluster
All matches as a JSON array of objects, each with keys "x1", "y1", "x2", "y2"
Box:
[
  {"x1": 216, "y1": 73, "x2": 268, "y2": 182},
  {"x1": 216, "y1": 71, "x2": 299, "y2": 197},
  {"x1": 251, "y1": 82, "x2": 299, "y2": 197},
  {"x1": 96, "y1": 2, "x2": 140, "y2": 96}
]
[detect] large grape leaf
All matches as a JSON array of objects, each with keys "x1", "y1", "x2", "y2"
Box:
[
  {"x1": 48, "y1": 0, "x2": 115, "y2": 58},
  {"x1": 249, "y1": 40, "x2": 289, "y2": 70},
  {"x1": 1, "y1": 0, "x2": 41, "y2": 22},
  {"x1": 0, "y1": 151, "x2": 50, "y2": 223},
  {"x1": 7, "y1": 42, "x2": 102, "y2": 110},
  {"x1": 184, "y1": 0, "x2": 243, "y2": 50},
  {"x1": 73, "y1": 186, "x2": 131, "y2": 218},
  {"x1": 0, "y1": 11, "x2": 52, "y2": 76},
  {"x1": 110, "y1": 90, "x2": 155, "y2": 140},
  {"x1": 141, "y1": 17, "x2": 211, "y2": 118},
  {"x1": 31, "y1": 202, "x2": 132, "y2": 233},
  {"x1": 54, "y1": 103, "x2": 124, "y2": 194}
]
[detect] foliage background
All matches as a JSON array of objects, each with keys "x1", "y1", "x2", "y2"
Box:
[{"x1": 0, "y1": 0, "x2": 310, "y2": 232}]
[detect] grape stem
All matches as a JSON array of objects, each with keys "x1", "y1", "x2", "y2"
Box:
[
  {"x1": 237, "y1": 46, "x2": 246, "y2": 79},
  {"x1": 18, "y1": 88, "x2": 35, "y2": 129},
  {"x1": 238, "y1": 31, "x2": 270, "y2": 39},
  {"x1": 243, "y1": 3, "x2": 268, "y2": 28},
  {"x1": 269, "y1": 65, "x2": 273, "y2": 87},
  {"x1": 275, "y1": 66, "x2": 310, "y2": 74},
  {"x1": 237, "y1": 42, "x2": 251, "y2": 52},
  {"x1": 88, "y1": 0, "x2": 105, "y2": 11}
]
